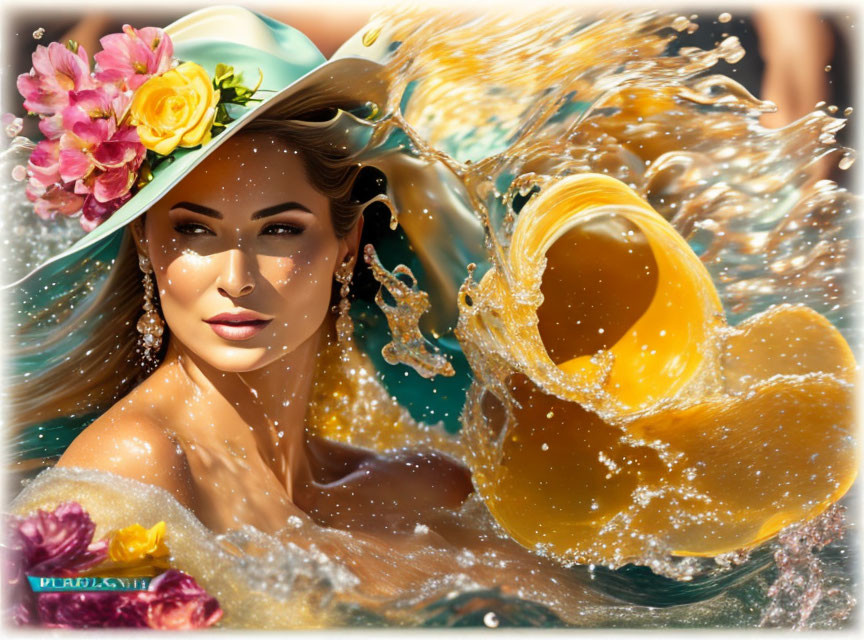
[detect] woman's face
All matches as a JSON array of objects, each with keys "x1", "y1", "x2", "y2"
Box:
[{"x1": 133, "y1": 131, "x2": 356, "y2": 372}]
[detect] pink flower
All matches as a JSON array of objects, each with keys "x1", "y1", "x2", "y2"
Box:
[
  {"x1": 11, "y1": 502, "x2": 108, "y2": 577},
  {"x1": 56, "y1": 91, "x2": 145, "y2": 209},
  {"x1": 26, "y1": 139, "x2": 62, "y2": 188},
  {"x1": 94, "y1": 24, "x2": 173, "y2": 91},
  {"x1": 16, "y1": 42, "x2": 93, "y2": 116},
  {"x1": 37, "y1": 114, "x2": 64, "y2": 140},
  {"x1": 81, "y1": 191, "x2": 132, "y2": 231},
  {"x1": 3, "y1": 520, "x2": 36, "y2": 626},
  {"x1": 144, "y1": 570, "x2": 223, "y2": 630},
  {"x1": 73, "y1": 124, "x2": 145, "y2": 219},
  {"x1": 25, "y1": 182, "x2": 85, "y2": 220},
  {"x1": 33, "y1": 570, "x2": 222, "y2": 629},
  {"x1": 15, "y1": 23, "x2": 185, "y2": 233},
  {"x1": 92, "y1": 125, "x2": 146, "y2": 178},
  {"x1": 36, "y1": 591, "x2": 150, "y2": 629},
  {"x1": 57, "y1": 91, "x2": 117, "y2": 184}
]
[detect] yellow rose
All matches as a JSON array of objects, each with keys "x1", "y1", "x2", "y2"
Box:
[
  {"x1": 130, "y1": 62, "x2": 221, "y2": 156},
  {"x1": 108, "y1": 520, "x2": 170, "y2": 564}
]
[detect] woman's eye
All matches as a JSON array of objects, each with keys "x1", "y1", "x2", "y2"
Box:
[
  {"x1": 173, "y1": 222, "x2": 213, "y2": 236},
  {"x1": 262, "y1": 223, "x2": 304, "y2": 236}
]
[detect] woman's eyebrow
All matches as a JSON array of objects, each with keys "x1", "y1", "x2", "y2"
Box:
[
  {"x1": 169, "y1": 201, "x2": 313, "y2": 219},
  {"x1": 251, "y1": 201, "x2": 313, "y2": 219},
  {"x1": 170, "y1": 201, "x2": 221, "y2": 218}
]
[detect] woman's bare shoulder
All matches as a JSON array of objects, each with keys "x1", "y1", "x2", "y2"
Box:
[{"x1": 55, "y1": 401, "x2": 196, "y2": 509}]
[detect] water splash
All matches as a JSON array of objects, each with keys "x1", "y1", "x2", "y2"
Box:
[
  {"x1": 360, "y1": 5, "x2": 857, "y2": 576},
  {"x1": 760, "y1": 504, "x2": 855, "y2": 629},
  {"x1": 363, "y1": 243, "x2": 456, "y2": 378}
]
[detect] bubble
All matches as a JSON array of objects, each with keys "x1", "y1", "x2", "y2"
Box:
[
  {"x1": 11, "y1": 165, "x2": 27, "y2": 181},
  {"x1": 718, "y1": 12, "x2": 732, "y2": 23},
  {"x1": 32, "y1": 27, "x2": 45, "y2": 39},
  {"x1": 671, "y1": 16, "x2": 691, "y2": 32},
  {"x1": 483, "y1": 611, "x2": 499, "y2": 628},
  {"x1": 824, "y1": 64, "x2": 832, "y2": 72},
  {"x1": 3, "y1": 115, "x2": 23, "y2": 138}
]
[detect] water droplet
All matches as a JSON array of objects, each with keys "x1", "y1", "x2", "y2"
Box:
[
  {"x1": 718, "y1": 12, "x2": 732, "y2": 23},
  {"x1": 483, "y1": 612, "x2": 499, "y2": 628},
  {"x1": 824, "y1": 64, "x2": 832, "y2": 72},
  {"x1": 671, "y1": 16, "x2": 690, "y2": 32},
  {"x1": 838, "y1": 152, "x2": 855, "y2": 170},
  {"x1": 843, "y1": 107, "x2": 853, "y2": 116},
  {"x1": 32, "y1": 27, "x2": 45, "y2": 40},
  {"x1": 4, "y1": 116, "x2": 23, "y2": 138},
  {"x1": 11, "y1": 165, "x2": 26, "y2": 181}
]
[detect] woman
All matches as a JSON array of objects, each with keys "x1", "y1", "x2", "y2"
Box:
[
  {"x1": 5, "y1": 4, "x2": 858, "y2": 630},
  {"x1": 52, "y1": 124, "x2": 475, "y2": 536}
]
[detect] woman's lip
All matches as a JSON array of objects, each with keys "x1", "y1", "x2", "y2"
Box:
[
  {"x1": 205, "y1": 319, "x2": 271, "y2": 341},
  {"x1": 206, "y1": 312, "x2": 272, "y2": 323}
]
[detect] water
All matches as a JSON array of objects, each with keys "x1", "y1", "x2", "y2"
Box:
[{"x1": 3, "y1": 6, "x2": 859, "y2": 630}]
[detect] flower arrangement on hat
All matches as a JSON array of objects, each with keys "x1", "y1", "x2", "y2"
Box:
[
  {"x1": 3, "y1": 500, "x2": 223, "y2": 629},
  {"x1": 15, "y1": 23, "x2": 263, "y2": 231}
]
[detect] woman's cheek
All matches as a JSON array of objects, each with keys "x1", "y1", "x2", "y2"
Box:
[
  {"x1": 159, "y1": 254, "x2": 216, "y2": 307},
  {"x1": 266, "y1": 256, "x2": 297, "y2": 289}
]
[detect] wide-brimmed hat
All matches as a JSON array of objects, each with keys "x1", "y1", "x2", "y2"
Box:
[{"x1": 6, "y1": 4, "x2": 392, "y2": 285}]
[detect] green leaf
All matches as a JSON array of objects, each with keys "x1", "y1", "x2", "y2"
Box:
[{"x1": 212, "y1": 65, "x2": 264, "y2": 108}]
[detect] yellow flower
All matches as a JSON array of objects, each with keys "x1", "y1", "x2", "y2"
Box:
[
  {"x1": 130, "y1": 62, "x2": 220, "y2": 156},
  {"x1": 109, "y1": 521, "x2": 170, "y2": 564}
]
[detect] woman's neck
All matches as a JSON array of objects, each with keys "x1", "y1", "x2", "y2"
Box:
[{"x1": 153, "y1": 319, "x2": 336, "y2": 499}]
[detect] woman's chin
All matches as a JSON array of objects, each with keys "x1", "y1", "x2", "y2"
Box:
[{"x1": 200, "y1": 345, "x2": 275, "y2": 373}]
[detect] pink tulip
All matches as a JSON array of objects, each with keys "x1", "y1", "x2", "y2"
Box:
[
  {"x1": 94, "y1": 25, "x2": 173, "y2": 91},
  {"x1": 16, "y1": 42, "x2": 93, "y2": 116}
]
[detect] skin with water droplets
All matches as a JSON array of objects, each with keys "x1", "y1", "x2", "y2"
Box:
[{"x1": 55, "y1": 132, "x2": 474, "y2": 535}]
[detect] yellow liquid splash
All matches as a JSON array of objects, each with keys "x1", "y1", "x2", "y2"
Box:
[{"x1": 347, "y1": 7, "x2": 859, "y2": 567}]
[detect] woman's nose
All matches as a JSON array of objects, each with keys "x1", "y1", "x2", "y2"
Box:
[{"x1": 217, "y1": 248, "x2": 256, "y2": 298}]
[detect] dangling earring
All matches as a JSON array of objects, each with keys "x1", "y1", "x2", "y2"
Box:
[
  {"x1": 136, "y1": 253, "x2": 164, "y2": 372},
  {"x1": 332, "y1": 254, "x2": 356, "y2": 361}
]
